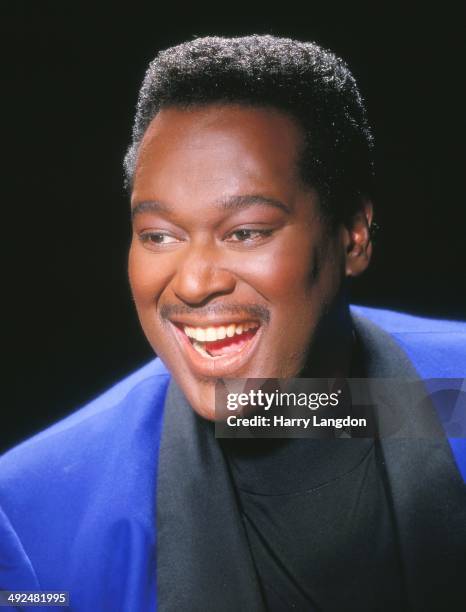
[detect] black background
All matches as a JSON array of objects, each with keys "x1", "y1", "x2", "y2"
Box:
[{"x1": 4, "y1": 3, "x2": 465, "y2": 451}]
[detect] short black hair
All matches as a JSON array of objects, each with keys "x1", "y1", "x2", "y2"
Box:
[{"x1": 124, "y1": 34, "x2": 374, "y2": 223}]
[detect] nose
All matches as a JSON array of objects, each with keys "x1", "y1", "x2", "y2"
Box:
[{"x1": 171, "y1": 242, "x2": 236, "y2": 306}]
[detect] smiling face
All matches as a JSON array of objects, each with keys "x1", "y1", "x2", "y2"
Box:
[{"x1": 129, "y1": 104, "x2": 370, "y2": 420}]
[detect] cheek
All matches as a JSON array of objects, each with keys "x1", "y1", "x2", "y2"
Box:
[
  {"x1": 231, "y1": 234, "x2": 326, "y2": 305},
  {"x1": 128, "y1": 241, "x2": 172, "y2": 306}
]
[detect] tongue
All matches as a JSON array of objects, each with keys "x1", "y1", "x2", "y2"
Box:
[{"x1": 205, "y1": 329, "x2": 257, "y2": 357}]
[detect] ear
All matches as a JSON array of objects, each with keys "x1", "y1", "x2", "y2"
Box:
[{"x1": 343, "y1": 200, "x2": 374, "y2": 277}]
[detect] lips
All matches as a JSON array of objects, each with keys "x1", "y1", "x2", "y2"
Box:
[{"x1": 170, "y1": 319, "x2": 262, "y2": 377}]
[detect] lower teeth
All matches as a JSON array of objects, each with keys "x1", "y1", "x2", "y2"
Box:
[{"x1": 192, "y1": 340, "x2": 212, "y2": 358}]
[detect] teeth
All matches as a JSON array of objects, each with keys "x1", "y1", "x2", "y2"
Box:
[
  {"x1": 185, "y1": 327, "x2": 195, "y2": 338},
  {"x1": 205, "y1": 327, "x2": 217, "y2": 341},
  {"x1": 192, "y1": 340, "x2": 212, "y2": 358},
  {"x1": 183, "y1": 322, "x2": 258, "y2": 342}
]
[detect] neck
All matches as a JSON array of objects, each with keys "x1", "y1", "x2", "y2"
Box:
[{"x1": 299, "y1": 299, "x2": 354, "y2": 379}]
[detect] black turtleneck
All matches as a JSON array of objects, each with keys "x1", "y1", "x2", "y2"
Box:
[{"x1": 219, "y1": 333, "x2": 405, "y2": 611}]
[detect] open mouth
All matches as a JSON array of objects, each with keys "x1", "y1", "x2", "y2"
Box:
[{"x1": 180, "y1": 322, "x2": 260, "y2": 359}]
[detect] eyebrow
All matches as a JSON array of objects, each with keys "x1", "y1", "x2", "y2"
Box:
[
  {"x1": 217, "y1": 194, "x2": 291, "y2": 213},
  {"x1": 131, "y1": 200, "x2": 170, "y2": 219},
  {"x1": 131, "y1": 194, "x2": 290, "y2": 219}
]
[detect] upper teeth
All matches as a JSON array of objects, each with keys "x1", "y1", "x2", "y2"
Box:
[{"x1": 183, "y1": 322, "x2": 258, "y2": 342}]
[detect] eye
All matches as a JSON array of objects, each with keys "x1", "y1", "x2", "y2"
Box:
[
  {"x1": 139, "y1": 231, "x2": 182, "y2": 250},
  {"x1": 225, "y1": 228, "x2": 273, "y2": 243}
]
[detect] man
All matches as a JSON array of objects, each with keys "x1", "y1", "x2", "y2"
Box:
[{"x1": 1, "y1": 35, "x2": 465, "y2": 611}]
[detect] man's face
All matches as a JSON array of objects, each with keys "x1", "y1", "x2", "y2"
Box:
[{"x1": 129, "y1": 104, "x2": 351, "y2": 420}]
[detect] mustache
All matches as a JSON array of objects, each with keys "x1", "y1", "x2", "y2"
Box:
[{"x1": 160, "y1": 302, "x2": 270, "y2": 324}]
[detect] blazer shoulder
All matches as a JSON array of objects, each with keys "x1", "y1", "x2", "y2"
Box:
[
  {"x1": 0, "y1": 358, "x2": 170, "y2": 485},
  {"x1": 350, "y1": 304, "x2": 466, "y2": 334},
  {"x1": 351, "y1": 305, "x2": 466, "y2": 478},
  {"x1": 0, "y1": 359, "x2": 169, "y2": 599},
  {"x1": 351, "y1": 305, "x2": 466, "y2": 378}
]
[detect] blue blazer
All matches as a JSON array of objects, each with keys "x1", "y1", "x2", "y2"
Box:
[{"x1": 1, "y1": 307, "x2": 465, "y2": 611}]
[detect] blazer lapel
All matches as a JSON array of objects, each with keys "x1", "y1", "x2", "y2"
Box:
[{"x1": 156, "y1": 380, "x2": 265, "y2": 611}]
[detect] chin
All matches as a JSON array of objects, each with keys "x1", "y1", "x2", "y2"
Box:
[{"x1": 179, "y1": 376, "x2": 218, "y2": 421}]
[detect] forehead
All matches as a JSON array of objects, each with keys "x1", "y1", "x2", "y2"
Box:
[{"x1": 131, "y1": 104, "x2": 306, "y2": 207}]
